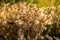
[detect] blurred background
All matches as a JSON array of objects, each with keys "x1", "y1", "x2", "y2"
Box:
[{"x1": 0, "y1": 0, "x2": 60, "y2": 7}]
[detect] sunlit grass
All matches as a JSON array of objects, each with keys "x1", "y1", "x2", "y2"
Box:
[{"x1": 0, "y1": 0, "x2": 60, "y2": 7}]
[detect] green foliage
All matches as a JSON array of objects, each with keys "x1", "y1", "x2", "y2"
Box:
[
  {"x1": 0, "y1": 0, "x2": 22, "y2": 3},
  {"x1": 33, "y1": 0, "x2": 47, "y2": 7},
  {"x1": 0, "y1": 0, "x2": 60, "y2": 7},
  {"x1": 55, "y1": 0, "x2": 60, "y2": 5}
]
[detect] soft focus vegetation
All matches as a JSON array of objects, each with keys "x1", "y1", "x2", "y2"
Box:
[
  {"x1": 0, "y1": 0, "x2": 60, "y2": 7},
  {"x1": 0, "y1": 0, "x2": 60, "y2": 40}
]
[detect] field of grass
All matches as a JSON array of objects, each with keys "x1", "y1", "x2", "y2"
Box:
[{"x1": 0, "y1": 0, "x2": 60, "y2": 7}]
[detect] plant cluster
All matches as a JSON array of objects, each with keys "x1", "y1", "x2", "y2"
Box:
[{"x1": 0, "y1": 2, "x2": 60, "y2": 40}]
